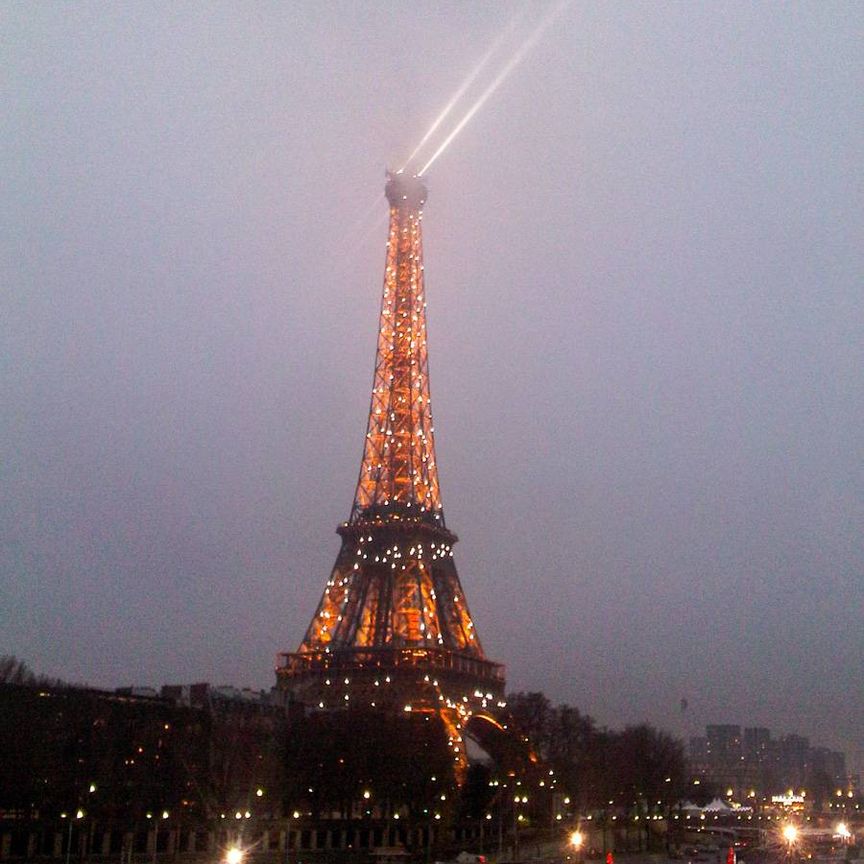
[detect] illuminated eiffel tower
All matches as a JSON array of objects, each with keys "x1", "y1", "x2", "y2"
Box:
[{"x1": 277, "y1": 171, "x2": 505, "y2": 767}]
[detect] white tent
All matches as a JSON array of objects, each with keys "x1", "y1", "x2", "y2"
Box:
[{"x1": 702, "y1": 797, "x2": 735, "y2": 812}]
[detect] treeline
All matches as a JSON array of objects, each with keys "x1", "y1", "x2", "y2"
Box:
[
  {"x1": 281, "y1": 695, "x2": 691, "y2": 826},
  {"x1": 285, "y1": 708, "x2": 457, "y2": 820},
  {"x1": 0, "y1": 655, "x2": 67, "y2": 689},
  {"x1": 0, "y1": 657, "x2": 692, "y2": 831},
  {"x1": 507, "y1": 692, "x2": 690, "y2": 812}
]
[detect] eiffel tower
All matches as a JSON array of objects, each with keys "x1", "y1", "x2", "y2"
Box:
[{"x1": 277, "y1": 171, "x2": 505, "y2": 768}]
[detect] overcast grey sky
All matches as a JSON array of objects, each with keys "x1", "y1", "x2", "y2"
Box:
[{"x1": 2, "y1": 2, "x2": 862, "y2": 768}]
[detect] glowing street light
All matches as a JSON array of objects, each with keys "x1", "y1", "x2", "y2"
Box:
[
  {"x1": 782, "y1": 824, "x2": 798, "y2": 844},
  {"x1": 64, "y1": 810, "x2": 85, "y2": 864},
  {"x1": 836, "y1": 823, "x2": 851, "y2": 841},
  {"x1": 152, "y1": 810, "x2": 168, "y2": 864},
  {"x1": 569, "y1": 829, "x2": 585, "y2": 864},
  {"x1": 226, "y1": 847, "x2": 244, "y2": 864},
  {"x1": 782, "y1": 823, "x2": 798, "y2": 858}
]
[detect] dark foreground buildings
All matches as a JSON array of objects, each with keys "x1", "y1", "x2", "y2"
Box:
[
  {"x1": 0, "y1": 681, "x2": 488, "y2": 861},
  {"x1": 0, "y1": 683, "x2": 287, "y2": 861}
]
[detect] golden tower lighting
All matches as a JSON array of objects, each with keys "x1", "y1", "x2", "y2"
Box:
[{"x1": 277, "y1": 172, "x2": 505, "y2": 769}]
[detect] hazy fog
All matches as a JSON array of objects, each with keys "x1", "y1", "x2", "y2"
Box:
[{"x1": 2, "y1": 3, "x2": 862, "y2": 767}]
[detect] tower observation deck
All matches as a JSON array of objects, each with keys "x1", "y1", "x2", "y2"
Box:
[{"x1": 277, "y1": 172, "x2": 504, "y2": 766}]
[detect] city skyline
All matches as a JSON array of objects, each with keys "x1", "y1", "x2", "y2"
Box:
[{"x1": 2, "y1": 3, "x2": 862, "y2": 772}]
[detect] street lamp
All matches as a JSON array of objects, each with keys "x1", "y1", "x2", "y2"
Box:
[
  {"x1": 64, "y1": 809, "x2": 85, "y2": 864},
  {"x1": 226, "y1": 847, "x2": 244, "y2": 864},
  {"x1": 570, "y1": 830, "x2": 584, "y2": 863},
  {"x1": 512, "y1": 795, "x2": 526, "y2": 861},
  {"x1": 150, "y1": 810, "x2": 168, "y2": 864},
  {"x1": 782, "y1": 823, "x2": 798, "y2": 863}
]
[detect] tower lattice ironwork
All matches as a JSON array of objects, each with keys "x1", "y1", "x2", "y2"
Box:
[{"x1": 277, "y1": 172, "x2": 505, "y2": 767}]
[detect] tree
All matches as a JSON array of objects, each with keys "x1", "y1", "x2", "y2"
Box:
[
  {"x1": 610, "y1": 724, "x2": 687, "y2": 808},
  {"x1": 0, "y1": 656, "x2": 66, "y2": 688},
  {"x1": 0, "y1": 656, "x2": 36, "y2": 685},
  {"x1": 505, "y1": 692, "x2": 690, "y2": 821},
  {"x1": 283, "y1": 706, "x2": 456, "y2": 825},
  {"x1": 506, "y1": 692, "x2": 556, "y2": 757}
]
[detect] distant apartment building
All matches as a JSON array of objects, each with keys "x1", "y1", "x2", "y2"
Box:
[
  {"x1": 743, "y1": 726, "x2": 770, "y2": 761},
  {"x1": 706, "y1": 725, "x2": 742, "y2": 761},
  {"x1": 688, "y1": 723, "x2": 848, "y2": 803},
  {"x1": 689, "y1": 725, "x2": 759, "y2": 799},
  {"x1": 811, "y1": 747, "x2": 847, "y2": 785}
]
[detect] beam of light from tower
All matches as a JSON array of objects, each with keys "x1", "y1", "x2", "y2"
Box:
[
  {"x1": 402, "y1": 24, "x2": 513, "y2": 171},
  {"x1": 418, "y1": 0, "x2": 570, "y2": 177}
]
